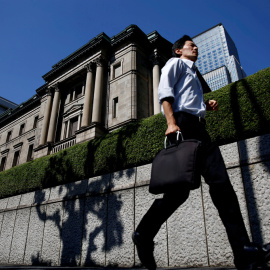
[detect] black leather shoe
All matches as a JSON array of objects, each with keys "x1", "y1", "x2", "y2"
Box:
[
  {"x1": 258, "y1": 242, "x2": 270, "y2": 265},
  {"x1": 235, "y1": 242, "x2": 270, "y2": 270},
  {"x1": 132, "y1": 232, "x2": 156, "y2": 270}
]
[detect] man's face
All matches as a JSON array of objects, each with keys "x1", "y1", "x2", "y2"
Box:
[{"x1": 175, "y1": 40, "x2": 198, "y2": 62}]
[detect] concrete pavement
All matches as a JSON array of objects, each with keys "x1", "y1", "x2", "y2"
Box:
[{"x1": 0, "y1": 266, "x2": 270, "y2": 270}]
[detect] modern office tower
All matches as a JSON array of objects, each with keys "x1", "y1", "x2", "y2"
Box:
[{"x1": 193, "y1": 23, "x2": 246, "y2": 91}]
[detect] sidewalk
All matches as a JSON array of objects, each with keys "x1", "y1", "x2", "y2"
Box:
[
  {"x1": 0, "y1": 267, "x2": 270, "y2": 270},
  {"x1": 0, "y1": 267, "x2": 242, "y2": 270},
  {"x1": 0, "y1": 266, "x2": 240, "y2": 270}
]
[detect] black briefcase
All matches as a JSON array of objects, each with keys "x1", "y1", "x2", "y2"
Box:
[{"x1": 149, "y1": 131, "x2": 201, "y2": 194}]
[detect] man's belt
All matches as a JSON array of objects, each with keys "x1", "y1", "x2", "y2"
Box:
[
  {"x1": 198, "y1": 116, "x2": 206, "y2": 125},
  {"x1": 174, "y1": 111, "x2": 206, "y2": 125}
]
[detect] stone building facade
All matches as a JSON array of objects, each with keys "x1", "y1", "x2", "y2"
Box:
[{"x1": 0, "y1": 25, "x2": 172, "y2": 171}]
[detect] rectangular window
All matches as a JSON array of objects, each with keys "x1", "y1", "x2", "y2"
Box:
[
  {"x1": 6, "y1": 131, "x2": 12, "y2": 143},
  {"x1": 12, "y1": 150, "x2": 20, "y2": 167},
  {"x1": 113, "y1": 97, "x2": 118, "y2": 118},
  {"x1": 33, "y1": 116, "x2": 39, "y2": 129},
  {"x1": 114, "y1": 63, "x2": 121, "y2": 78},
  {"x1": 0, "y1": 156, "x2": 7, "y2": 172},
  {"x1": 71, "y1": 89, "x2": 76, "y2": 102},
  {"x1": 69, "y1": 117, "x2": 78, "y2": 137},
  {"x1": 27, "y1": 144, "x2": 34, "y2": 162},
  {"x1": 74, "y1": 85, "x2": 83, "y2": 99},
  {"x1": 19, "y1": 124, "x2": 25, "y2": 136},
  {"x1": 65, "y1": 90, "x2": 71, "y2": 104}
]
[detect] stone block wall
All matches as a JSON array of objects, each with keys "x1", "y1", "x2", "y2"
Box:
[
  {"x1": 0, "y1": 133, "x2": 269, "y2": 267},
  {"x1": 108, "y1": 44, "x2": 139, "y2": 130}
]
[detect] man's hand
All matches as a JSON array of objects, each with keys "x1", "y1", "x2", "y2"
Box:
[
  {"x1": 165, "y1": 123, "x2": 180, "y2": 136},
  {"x1": 206, "y1": 100, "x2": 218, "y2": 111},
  {"x1": 162, "y1": 98, "x2": 181, "y2": 136}
]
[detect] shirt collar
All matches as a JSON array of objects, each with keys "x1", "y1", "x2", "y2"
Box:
[{"x1": 181, "y1": 58, "x2": 195, "y2": 69}]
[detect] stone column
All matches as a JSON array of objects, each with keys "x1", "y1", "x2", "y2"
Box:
[
  {"x1": 39, "y1": 89, "x2": 53, "y2": 145},
  {"x1": 60, "y1": 122, "x2": 66, "y2": 141},
  {"x1": 77, "y1": 114, "x2": 82, "y2": 130},
  {"x1": 91, "y1": 58, "x2": 104, "y2": 123},
  {"x1": 81, "y1": 62, "x2": 95, "y2": 127},
  {"x1": 47, "y1": 84, "x2": 61, "y2": 143},
  {"x1": 66, "y1": 121, "x2": 70, "y2": 138},
  {"x1": 152, "y1": 51, "x2": 161, "y2": 114}
]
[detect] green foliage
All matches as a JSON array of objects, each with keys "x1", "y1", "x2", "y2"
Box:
[
  {"x1": 87, "y1": 114, "x2": 167, "y2": 176},
  {"x1": 0, "y1": 67, "x2": 269, "y2": 198},
  {"x1": 204, "y1": 67, "x2": 270, "y2": 144}
]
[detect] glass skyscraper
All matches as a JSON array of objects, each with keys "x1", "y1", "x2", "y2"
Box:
[{"x1": 193, "y1": 23, "x2": 246, "y2": 91}]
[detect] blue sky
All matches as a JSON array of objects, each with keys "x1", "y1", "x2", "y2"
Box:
[{"x1": 1, "y1": 0, "x2": 269, "y2": 105}]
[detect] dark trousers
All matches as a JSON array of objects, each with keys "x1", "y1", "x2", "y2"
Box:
[{"x1": 136, "y1": 111, "x2": 250, "y2": 258}]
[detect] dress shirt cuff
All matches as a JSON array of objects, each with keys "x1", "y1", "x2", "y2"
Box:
[{"x1": 158, "y1": 87, "x2": 175, "y2": 104}]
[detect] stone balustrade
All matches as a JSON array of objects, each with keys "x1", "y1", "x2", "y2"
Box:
[{"x1": 50, "y1": 136, "x2": 76, "y2": 154}]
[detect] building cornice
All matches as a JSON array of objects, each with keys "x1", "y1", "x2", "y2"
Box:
[
  {"x1": 0, "y1": 94, "x2": 41, "y2": 127},
  {"x1": 42, "y1": 32, "x2": 111, "y2": 82},
  {"x1": 35, "y1": 83, "x2": 48, "y2": 96},
  {"x1": 111, "y1": 24, "x2": 149, "y2": 48},
  {"x1": 147, "y1": 31, "x2": 172, "y2": 60}
]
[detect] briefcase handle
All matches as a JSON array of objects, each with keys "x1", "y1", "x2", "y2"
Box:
[{"x1": 164, "y1": 131, "x2": 184, "y2": 149}]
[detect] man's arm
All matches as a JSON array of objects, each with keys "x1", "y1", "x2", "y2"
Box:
[
  {"x1": 162, "y1": 98, "x2": 180, "y2": 136},
  {"x1": 158, "y1": 59, "x2": 182, "y2": 135}
]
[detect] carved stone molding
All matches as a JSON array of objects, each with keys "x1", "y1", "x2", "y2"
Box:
[
  {"x1": 85, "y1": 62, "x2": 95, "y2": 73},
  {"x1": 150, "y1": 52, "x2": 161, "y2": 66},
  {"x1": 27, "y1": 136, "x2": 35, "y2": 143},
  {"x1": 1, "y1": 149, "x2": 9, "y2": 156},
  {"x1": 95, "y1": 56, "x2": 106, "y2": 67},
  {"x1": 63, "y1": 104, "x2": 83, "y2": 118},
  {"x1": 53, "y1": 83, "x2": 61, "y2": 92},
  {"x1": 46, "y1": 88, "x2": 53, "y2": 96},
  {"x1": 13, "y1": 142, "x2": 23, "y2": 150}
]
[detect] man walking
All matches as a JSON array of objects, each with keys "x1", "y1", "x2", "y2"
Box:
[{"x1": 132, "y1": 35, "x2": 270, "y2": 270}]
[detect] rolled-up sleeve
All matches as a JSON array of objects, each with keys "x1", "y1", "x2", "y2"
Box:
[{"x1": 158, "y1": 58, "x2": 183, "y2": 104}]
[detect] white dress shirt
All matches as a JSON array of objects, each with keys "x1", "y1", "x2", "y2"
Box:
[{"x1": 158, "y1": 57, "x2": 206, "y2": 118}]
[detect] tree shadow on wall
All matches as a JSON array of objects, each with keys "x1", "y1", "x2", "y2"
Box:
[
  {"x1": 30, "y1": 167, "x2": 135, "y2": 266},
  {"x1": 230, "y1": 80, "x2": 270, "y2": 245}
]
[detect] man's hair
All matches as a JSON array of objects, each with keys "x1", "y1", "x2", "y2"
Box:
[{"x1": 172, "y1": 35, "x2": 193, "y2": 57}]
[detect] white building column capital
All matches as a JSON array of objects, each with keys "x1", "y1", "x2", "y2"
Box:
[
  {"x1": 95, "y1": 56, "x2": 106, "y2": 68},
  {"x1": 53, "y1": 83, "x2": 61, "y2": 92},
  {"x1": 85, "y1": 62, "x2": 95, "y2": 73},
  {"x1": 151, "y1": 51, "x2": 161, "y2": 66},
  {"x1": 46, "y1": 87, "x2": 54, "y2": 96}
]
